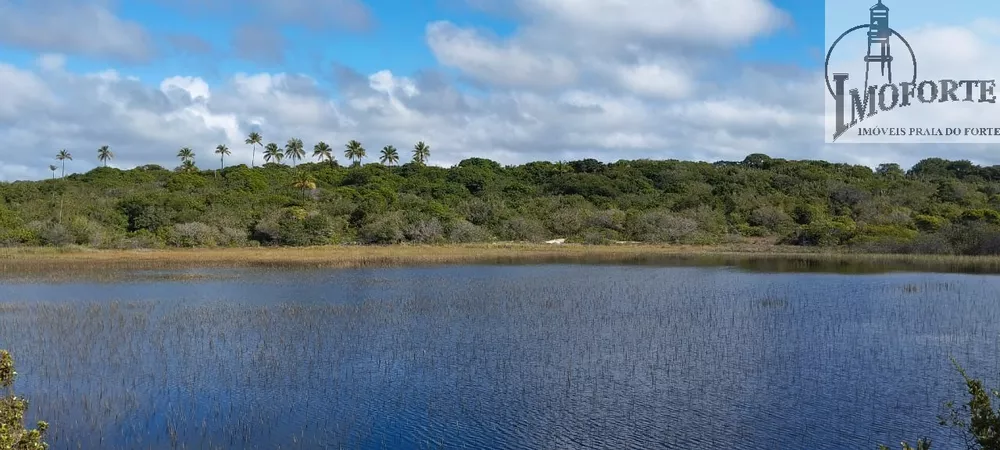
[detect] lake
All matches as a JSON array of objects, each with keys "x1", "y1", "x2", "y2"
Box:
[{"x1": 1, "y1": 263, "x2": 998, "y2": 449}]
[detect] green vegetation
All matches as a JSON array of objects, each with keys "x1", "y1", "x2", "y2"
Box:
[
  {"x1": 5, "y1": 147, "x2": 1000, "y2": 251},
  {"x1": 0, "y1": 351, "x2": 48, "y2": 449},
  {"x1": 881, "y1": 360, "x2": 1000, "y2": 450}
]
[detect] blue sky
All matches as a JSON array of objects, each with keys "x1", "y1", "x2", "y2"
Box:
[
  {"x1": 0, "y1": 0, "x2": 997, "y2": 180},
  {"x1": 0, "y1": 0, "x2": 824, "y2": 88}
]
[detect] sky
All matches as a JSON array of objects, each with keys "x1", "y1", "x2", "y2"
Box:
[{"x1": 0, "y1": 0, "x2": 997, "y2": 180}]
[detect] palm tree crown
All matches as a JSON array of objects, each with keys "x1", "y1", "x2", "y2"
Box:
[
  {"x1": 413, "y1": 141, "x2": 430, "y2": 165},
  {"x1": 97, "y1": 145, "x2": 113, "y2": 167},
  {"x1": 380, "y1": 145, "x2": 399, "y2": 166},
  {"x1": 292, "y1": 172, "x2": 317, "y2": 198},
  {"x1": 177, "y1": 147, "x2": 195, "y2": 163},
  {"x1": 263, "y1": 143, "x2": 283, "y2": 164},
  {"x1": 285, "y1": 138, "x2": 305, "y2": 167},
  {"x1": 48, "y1": 165, "x2": 57, "y2": 179},
  {"x1": 344, "y1": 140, "x2": 366, "y2": 166},
  {"x1": 245, "y1": 131, "x2": 262, "y2": 168},
  {"x1": 215, "y1": 144, "x2": 231, "y2": 169},
  {"x1": 313, "y1": 141, "x2": 334, "y2": 166}
]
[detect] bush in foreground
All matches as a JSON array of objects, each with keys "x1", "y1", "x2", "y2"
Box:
[
  {"x1": 883, "y1": 359, "x2": 1000, "y2": 450},
  {"x1": 0, "y1": 350, "x2": 47, "y2": 449}
]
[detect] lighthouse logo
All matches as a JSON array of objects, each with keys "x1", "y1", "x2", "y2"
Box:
[{"x1": 824, "y1": 0, "x2": 999, "y2": 143}]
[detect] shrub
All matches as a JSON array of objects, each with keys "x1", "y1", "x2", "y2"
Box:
[
  {"x1": 27, "y1": 221, "x2": 74, "y2": 246},
  {"x1": 358, "y1": 211, "x2": 406, "y2": 244},
  {"x1": 446, "y1": 220, "x2": 492, "y2": 243},
  {"x1": 545, "y1": 208, "x2": 587, "y2": 237},
  {"x1": 0, "y1": 350, "x2": 48, "y2": 449},
  {"x1": 217, "y1": 227, "x2": 250, "y2": 247},
  {"x1": 66, "y1": 216, "x2": 107, "y2": 247},
  {"x1": 497, "y1": 217, "x2": 548, "y2": 242},
  {"x1": 255, "y1": 209, "x2": 337, "y2": 246},
  {"x1": 784, "y1": 217, "x2": 857, "y2": 246},
  {"x1": 167, "y1": 222, "x2": 221, "y2": 247},
  {"x1": 628, "y1": 210, "x2": 699, "y2": 243},
  {"x1": 0, "y1": 207, "x2": 36, "y2": 246},
  {"x1": 914, "y1": 214, "x2": 947, "y2": 232},
  {"x1": 586, "y1": 209, "x2": 626, "y2": 232},
  {"x1": 748, "y1": 206, "x2": 794, "y2": 233},
  {"x1": 108, "y1": 229, "x2": 165, "y2": 249},
  {"x1": 404, "y1": 218, "x2": 445, "y2": 243}
]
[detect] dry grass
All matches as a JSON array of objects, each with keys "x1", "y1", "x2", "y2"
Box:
[{"x1": 3, "y1": 242, "x2": 1000, "y2": 278}]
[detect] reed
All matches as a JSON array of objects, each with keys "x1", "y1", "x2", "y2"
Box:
[{"x1": 3, "y1": 243, "x2": 1000, "y2": 280}]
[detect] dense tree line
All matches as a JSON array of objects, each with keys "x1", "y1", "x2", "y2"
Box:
[{"x1": 3, "y1": 150, "x2": 1000, "y2": 253}]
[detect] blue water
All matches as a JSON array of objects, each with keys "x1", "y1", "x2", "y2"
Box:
[{"x1": 1, "y1": 264, "x2": 999, "y2": 449}]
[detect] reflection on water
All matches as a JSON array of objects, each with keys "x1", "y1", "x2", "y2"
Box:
[{"x1": 1, "y1": 265, "x2": 999, "y2": 449}]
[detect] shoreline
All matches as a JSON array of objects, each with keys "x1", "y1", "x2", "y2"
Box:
[{"x1": 3, "y1": 243, "x2": 1000, "y2": 275}]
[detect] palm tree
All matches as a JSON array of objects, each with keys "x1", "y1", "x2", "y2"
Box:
[
  {"x1": 48, "y1": 165, "x2": 57, "y2": 179},
  {"x1": 97, "y1": 145, "x2": 113, "y2": 167},
  {"x1": 177, "y1": 147, "x2": 195, "y2": 164},
  {"x1": 344, "y1": 140, "x2": 366, "y2": 166},
  {"x1": 313, "y1": 141, "x2": 334, "y2": 166},
  {"x1": 291, "y1": 171, "x2": 317, "y2": 198},
  {"x1": 412, "y1": 141, "x2": 430, "y2": 165},
  {"x1": 285, "y1": 138, "x2": 305, "y2": 167},
  {"x1": 245, "y1": 131, "x2": 262, "y2": 168},
  {"x1": 380, "y1": 145, "x2": 399, "y2": 166},
  {"x1": 179, "y1": 160, "x2": 197, "y2": 173},
  {"x1": 263, "y1": 143, "x2": 283, "y2": 164},
  {"x1": 215, "y1": 144, "x2": 231, "y2": 170},
  {"x1": 55, "y1": 150, "x2": 72, "y2": 177}
]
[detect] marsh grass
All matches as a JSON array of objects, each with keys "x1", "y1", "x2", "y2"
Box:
[{"x1": 4, "y1": 244, "x2": 1000, "y2": 282}]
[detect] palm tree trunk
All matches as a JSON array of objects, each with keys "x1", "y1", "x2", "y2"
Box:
[
  {"x1": 61, "y1": 160, "x2": 65, "y2": 178},
  {"x1": 252, "y1": 146, "x2": 256, "y2": 168}
]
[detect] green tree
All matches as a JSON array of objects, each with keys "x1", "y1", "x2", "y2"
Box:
[
  {"x1": 263, "y1": 143, "x2": 283, "y2": 164},
  {"x1": 47, "y1": 165, "x2": 56, "y2": 180},
  {"x1": 245, "y1": 131, "x2": 262, "y2": 168},
  {"x1": 380, "y1": 145, "x2": 399, "y2": 166},
  {"x1": 877, "y1": 163, "x2": 905, "y2": 177},
  {"x1": 55, "y1": 150, "x2": 71, "y2": 178},
  {"x1": 345, "y1": 140, "x2": 366, "y2": 166},
  {"x1": 97, "y1": 145, "x2": 113, "y2": 167},
  {"x1": 412, "y1": 141, "x2": 430, "y2": 165},
  {"x1": 215, "y1": 144, "x2": 231, "y2": 170},
  {"x1": 177, "y1": 147, "x2": 194, "y2": 164},
  {"x1": 0, "y1": 350, "x2": 49, "y2": 449},
  {"x1": 312, "y1": 141, "x2": 334, "y2": 166},
  {"x1": 285, "y1": 138, "x2": 305, "y2": 167}
]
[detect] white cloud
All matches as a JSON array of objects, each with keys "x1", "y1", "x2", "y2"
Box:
[
  {"x1": 517, "y1": 0, "x2": 787, "y2": 46},
  {"x1": 426, "y1": 21, "x2": 577, "y2": 89},
  {"x1": 0, "y1": 0, "x2": 152, "y2": 61}
]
